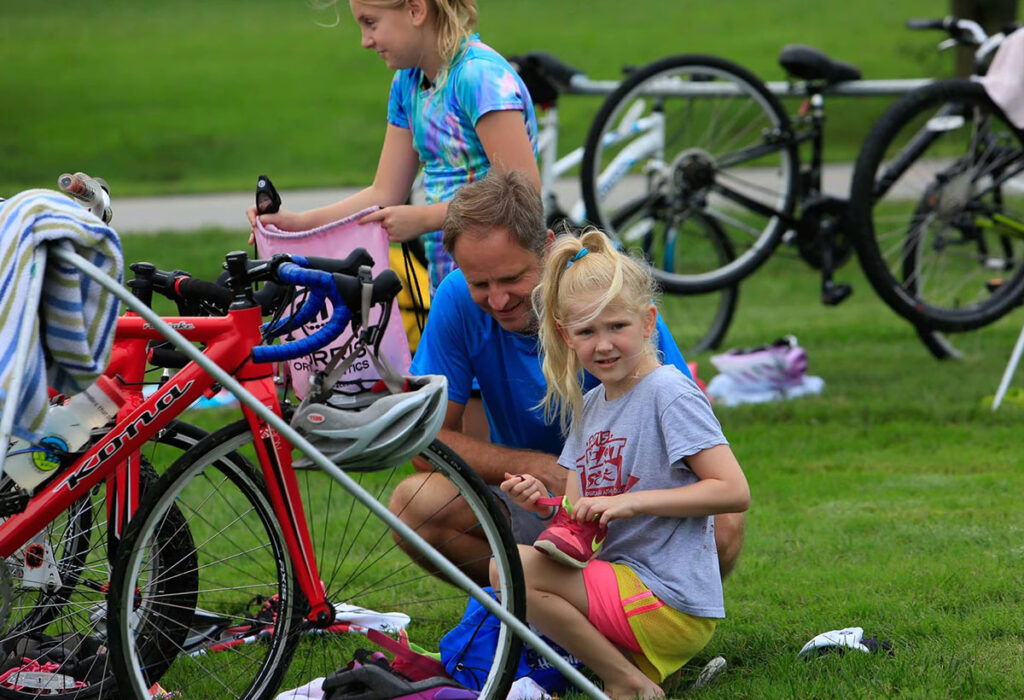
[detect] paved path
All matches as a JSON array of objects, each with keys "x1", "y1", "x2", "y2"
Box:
[
  {"x1": 112, "y1": 165, "x2": 862, "y2": 234},
  {"x1": 113, "y1": 179, "x2": 578, "y2": 234},
  {"x1": 113, "y1": 188, "x2": 356, "y2": 234}
]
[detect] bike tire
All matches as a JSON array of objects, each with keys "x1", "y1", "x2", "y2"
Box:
[
  {"x1": 612, "y1": 195, "x2": 738, "y2": 353},
  {"x1": 107, "y1": 424, "x2": 525, "y2": 700},
  {"x1": 108, "y1": 421, "x2": 299, "y2": 700},
  {"x1": 0, "y1": 420, "x2": 203, "y2": 700},
  {"x1": 581, "y1": 53, "x2": 799, "y2": 292},
  {"x1": 849, "y1": 79, "x2": 1024, "y2": 332}
]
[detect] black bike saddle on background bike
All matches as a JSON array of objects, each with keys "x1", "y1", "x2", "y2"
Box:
[{"x1": 778, "y1": 45, "x2": 862, "y2": 83}]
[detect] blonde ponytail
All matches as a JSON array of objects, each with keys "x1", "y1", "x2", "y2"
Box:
[{"x1": 533, "y1": 231, "x2": 658, "y2": 435}]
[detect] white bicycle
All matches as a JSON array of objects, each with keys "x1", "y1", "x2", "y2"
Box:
[{"x1": 509, "y1": 52, "x2": 739, "y2": 354}]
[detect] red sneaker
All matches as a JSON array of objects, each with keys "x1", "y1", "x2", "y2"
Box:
[{"x1": 533, "y1": 496, "x2": 606, "y2": 568}]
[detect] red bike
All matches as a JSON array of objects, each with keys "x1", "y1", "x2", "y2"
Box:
[{"x1": 2, "y1": 244, "x2": 525, "y2": 699}]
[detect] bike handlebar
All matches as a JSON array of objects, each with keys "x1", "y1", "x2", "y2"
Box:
[
  {"x1": 905, "y1": 18, "x2": 946, "y2": 31},
  {"x1": 174, "y1": 276, "x2": 234, "y2": 309},
  {"x1": 252, "y1": 262, "x2": 353, "y2": 363},
  {"x1": 135, "y1": 247, "x2": 376, "y2": 318},
  {"x1": 905, "y1": 16, "x2": 988, "y2": 46},
  {"x1": 58, "y1": 172, "x2": 113, "y2": 224},
  {"x1": 133, "y1": 251, "x2": 401, "y2": 364},
  {"x1": 261, "y1": 257, "x2": 402, "y2": 340}
]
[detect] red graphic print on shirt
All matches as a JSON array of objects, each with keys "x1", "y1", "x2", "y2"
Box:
[{"x1": 578, "y1": 429, "x2": 640, "y2": 497}]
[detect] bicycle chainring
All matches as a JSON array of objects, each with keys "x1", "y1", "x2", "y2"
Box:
[{"x1": 794, "y1": 196, "x2": 853, "y2": 270}]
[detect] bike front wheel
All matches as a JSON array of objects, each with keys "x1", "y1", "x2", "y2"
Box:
[
  {"x1": 849, "y1": 79, "x2": 1024, "y2": 332},
  {"x1": 108, "y1": 423, "x2": 525, "y2": 700},
  {"x1": 612, "y1": 195, "x2": 738, "y2": 353},
  {"x1": 581, "y1": 53, "x2": 799, "y2": 292}
]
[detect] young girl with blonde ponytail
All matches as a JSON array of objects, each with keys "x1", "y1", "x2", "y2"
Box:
[
  {"x1": 499, "y1": 231, "x2": 750, "y2": 699},
  {"x1": 247, "y1": 0, "x2": 539, "y2": 290}
]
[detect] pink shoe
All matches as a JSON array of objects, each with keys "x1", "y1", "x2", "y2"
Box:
[
  {"x1": 710, "y1": 335, "x2": 808, "y2": 389},
  {"x1": 533, "y1": 496, "x2": 606, "y2": 568}
]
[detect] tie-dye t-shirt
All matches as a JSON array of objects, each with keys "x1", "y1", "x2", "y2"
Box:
[{"x1": 387, "y1": 35, "x2": 538, "y2": 290}]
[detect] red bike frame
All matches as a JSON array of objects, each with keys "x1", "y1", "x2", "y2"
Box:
[{"x1": 0, "y1": 303, "x2": 332, "y2": 625}]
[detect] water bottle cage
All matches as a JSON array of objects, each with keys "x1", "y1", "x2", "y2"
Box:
[{"x1": 35, "y1": 436, "x2": 73, "y2": 473}]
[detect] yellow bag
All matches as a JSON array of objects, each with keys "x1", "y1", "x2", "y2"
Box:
[{"x1": 389, "y1": 244, "x2": 430, "y2": 353}]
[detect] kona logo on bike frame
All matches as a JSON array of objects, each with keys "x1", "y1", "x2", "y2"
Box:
[{"x1": 58, "y1": 381, "x2": 196, "y2": 492}]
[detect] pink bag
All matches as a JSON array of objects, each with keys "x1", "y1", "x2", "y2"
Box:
[{"x1": 253, "y1": 207, "x2": 412, "y2": 398}]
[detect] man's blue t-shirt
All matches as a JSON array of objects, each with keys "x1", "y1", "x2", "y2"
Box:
[{"x1": 410, "y1": 269, "x2": 692, "y2": 455}]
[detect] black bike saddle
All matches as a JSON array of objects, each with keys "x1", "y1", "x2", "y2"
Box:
[
  {"x1": 778, "y1": 45, "x2": 862, "y2": 84},
  {"x1": 507, "y1": 51, "x2": 584, "y2": 106}
]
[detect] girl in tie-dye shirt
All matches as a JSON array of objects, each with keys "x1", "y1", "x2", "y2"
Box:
[{"x1": 248, "y1": 0, "x2": 539, "y2": 291}]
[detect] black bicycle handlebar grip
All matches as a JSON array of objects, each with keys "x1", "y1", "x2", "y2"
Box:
[
  {"x1": 905, "y1": 18, "x2": 946, "y2": 30},
  {"x1": 256, "y1": 174, "x2": 281, "y2": 214},
  {"x1": 238, "y1": 250, "x2": 373, "y2": 278},
  {"x1": 303, "y1": 249, "x2": 376, "y2": 276},
  {"x1": 176, "y1": 276, "x2": 234, "y2": 310},
  {"x1": 148, "y1": 343, "x2": 191, "y2": 369},
  {"x1": 368, "y1": 269, "x2": 403, "y2": 304},
  {"x1": 332, "y1": 269, "x2": 403, "y2": 312}
]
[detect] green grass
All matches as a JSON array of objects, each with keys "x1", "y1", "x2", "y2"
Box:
[
  {"x1": 121, "y1": 229, "x2": 1024, "y2": 698},
  {"x1": 3, "y1": 0, "x2": 953, "y2": 196}
]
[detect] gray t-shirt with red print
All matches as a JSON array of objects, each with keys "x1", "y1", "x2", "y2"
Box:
[{"x1": 558, "y1": 364, "x2": 728, "y2": 618}]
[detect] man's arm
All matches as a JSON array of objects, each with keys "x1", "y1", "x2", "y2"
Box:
[
  {"x1": 655, "y1": 314, "x2": 693, "y2": 380},
  {"x1": 418, "y1": 400, "x2": 567, "y2": 496}
]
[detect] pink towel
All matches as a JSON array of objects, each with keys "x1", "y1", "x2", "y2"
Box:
[
  {"x1": 980, "y1": 28, "x2": 1024, "y2": 129},
  {"x1": 254, "y1": 207, "x2": 412, "y2": 398}
]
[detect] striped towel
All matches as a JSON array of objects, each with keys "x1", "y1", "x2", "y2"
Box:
[{"x1": 0, "y1": 189, "x2": 123, "y2": 444}]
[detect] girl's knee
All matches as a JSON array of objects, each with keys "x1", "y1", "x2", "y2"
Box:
[
  {"x1": 488, "y1": 557, "x2": 501, "y2": 590},
  {"x1": 491, "y1": 545, "x2": 534, "y2": 591},
  {"x1": 518, "y1": 546, "x2": 548, "y2": 580},
  {"x1": 519, "y1": 547, "x2": 587, "y2": 598}
]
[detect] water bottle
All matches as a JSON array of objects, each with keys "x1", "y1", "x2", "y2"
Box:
[{"x1": 4, "y1": 376, "x2": 126, "y2": 491}]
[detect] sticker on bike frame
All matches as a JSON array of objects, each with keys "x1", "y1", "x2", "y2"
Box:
[{"x1": 926, "y1": 115, "x2": 966, "y2": 132}]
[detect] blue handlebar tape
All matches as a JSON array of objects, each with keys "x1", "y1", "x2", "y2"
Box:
[
  {"x1": 261, "y1": 261, "x2": 324, "y2": 336},
  {"x1": 262, "y1": 286, "x2": 326, "y2": 337},
  {"x1": 252, "y1": 263, "x2": 353, "y2": 363}
]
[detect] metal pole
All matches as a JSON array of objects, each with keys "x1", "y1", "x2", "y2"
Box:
[
  {"x1": 565, "y1": 74, "x2": 932, "y2": 98},
  {"x1": 992, "y1": 322, "x2": 1024, "y2": 410},
  {"x1": 52, "y1": 247, "x2": 609, "y2": 700}
]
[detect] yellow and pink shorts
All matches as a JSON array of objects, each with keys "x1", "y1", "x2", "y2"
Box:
[{"x1": 582, "y1": 560, "x2": 717, "y2": 682}]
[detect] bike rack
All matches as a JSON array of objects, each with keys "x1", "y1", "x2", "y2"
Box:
[
  {"x1": 21, "y1": 246, "x2": 609, "y2": 700},
  {"x1": 565, "y1": 73, "x2": 933, "y2": 98}
]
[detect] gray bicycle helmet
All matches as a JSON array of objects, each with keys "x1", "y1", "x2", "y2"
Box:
[{"x1": 290, "y1": 374, "x2": 447, "y2": 471}]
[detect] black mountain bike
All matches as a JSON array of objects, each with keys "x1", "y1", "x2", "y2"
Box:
[
  {"x1": 848, "y1": 19, "x2": 1024, "y2": 333},
  {"x1": 579, "y1": 18, "x2": 1021, "y2": 357}
]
